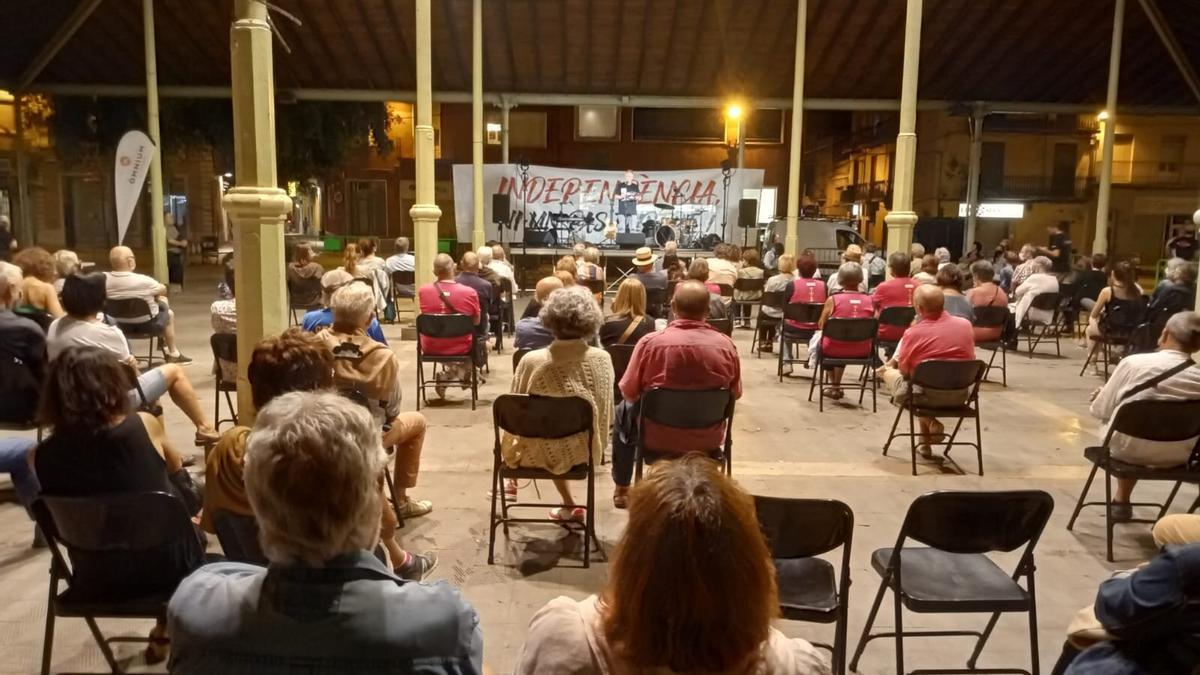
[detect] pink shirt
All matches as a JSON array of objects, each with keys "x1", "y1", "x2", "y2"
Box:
[
  {"x1": 896, "y1": 311, "x2": 976, "y2": 375},
  {"x1": 786, "y1": 278, "x2": 827, "y2": 330},
  {"x1": 619, "y1": 319, "x2": 741, "y2": 454},
  {"x1": 872, "y1": 277, "x2": 918, "y2": 341},
  {"x1": 417, "y1": 280, "x2": 481, "y2": 355},
  {"x1": 821, "y1": 292, "x2": 875, "y2": 358}
]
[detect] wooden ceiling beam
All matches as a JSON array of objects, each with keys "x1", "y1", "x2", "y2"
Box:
[
  {"x1": 270, "y1": 2, "x2": 331, "y2": 87},
  {"x1": 756, "y1": 0, "x2": 799, "y2": 97},
  {"x1": 1027, "y1": 1, "x2": 1115, "y2": 103},
  {"x1": 635, "y1": 0, "x2": 656, "y2": 92},
  {"x1": 916, "y1": 0, "x2": 978, "y2": 88},
  {"x1": 158, "y1": 0, "x2": 228, "y2": 84},
  {"x1": 15, "y1": 0, "x2": 104, "y2": 90},
  {"x1": 559, "y1": 0, "x2": 570, "y2": 90},
  {"x1": 655, "y1": 0, "x2": 680, "y2": 93},
  {"x1": 439, "y1": 0, "x2": 470, "y2": 89},
  {"x1": 500, "y1": 0, "x2": 519, "y2": 91},
  {"x1": 353, "y1": 0, "x2": 399, "y2": 88},
  {"x1": 95, "y1": 0, "x2": 156, "y2": 83},
  {"x1": 839, "y1": 0, "x2": 897, "y2": 96},
  {"x1": 679, "y1": 0, "x2": 711, "y2": 95},
  {"x1": 960, "y1": 0, "x2": 1065, "y2": 100},
  {"x1": 328, "y1": 0, "x2": 378, "y2": 89},
  {"x1": 382, "y1": 0, "x2": 416, "y2": 86},
  {"x1": 529, "y1": 0, "x2": 546, "y2": 89},
  {"x1": 291, "y1": 2, "x2": 356, "y2": 88},
  {"x1": 738, "y1": 0, "x2": 774, "y2": 94},
  {"x1": 932, "y1": 0, "x2": 1021, "y2": 96},
  {"x1": 612, "y1": 0, "x2": 626, "y2": 91}
]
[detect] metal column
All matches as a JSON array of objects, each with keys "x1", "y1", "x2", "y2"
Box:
[
  {"x1": 500, "y1": 101, "x2": 511, "y2": 166},
  {"x1": 471, "y1": 0, "x2": 485, "y2": 250},
  {"x1": 143, "y1": 0, "x2": 168, "y2": 283},
  {"x1": 1094, "y1": 0, "x2": 1126, "y2": 256},
  {"x1": 884, "y1": 0, "x2": 924, "y2": 257},
  {"x1": 784, "y1": 0, "x2": 807, "y2": 256},
  {"x1": 964, "y1": 106, "x2": 984, "y2": 255},
  {"x1": 410, "y1": 0, "x2": 443, "y2": 289}
]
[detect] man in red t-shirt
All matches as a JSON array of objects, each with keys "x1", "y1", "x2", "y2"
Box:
[
  {"x1": 876, "y1": 285, "x2": 975, "y2": 457},
  {"x1": 418, "y1": 253, "x2": 481, "y2": 397},
  {"x1": 871, "y1": 252, "x2": 919, "y2": 343}
]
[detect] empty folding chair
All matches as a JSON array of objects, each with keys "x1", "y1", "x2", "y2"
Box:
[
  {"x1": 850, "y1": 490, "x2": 1054, "y2": 675},
  {"x1": 209, "y1": 333, "x2": 239, "y2": 429},
  {"x1": 755, "y1": 496, "x2": 854, "y2": 675}
]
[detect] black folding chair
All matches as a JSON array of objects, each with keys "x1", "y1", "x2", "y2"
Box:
[
  {"x1": 755, "y1": 497, "x2": 854, "y2": 675},
  {"x1": 645, "y1": 287, "x2": 668, "y2": 319},
  {"x1": 209, "y1": 333, "x2": 238, "y2": 430},
  {"x1": 1079, "y1": 300, "x2": 1146, "y2": 379},
  {"x1": 715, "y1": 282, "x2": 736, "y2": 318},
  {"x1": 635, "y1": 388, "x2": 734, "y2": 481},
  {"x1": 1019, "y1": 292, "x2": 1061, "y2": 357},
  {"x1": 210, "y1": 509, "x2": 267, "y2": 566},
  {"x1": 973, "y1": 306, "x2": 1010, "y2": 387},
  {"x1": 752, "y1": 290, "x2": 785, "y2": 357},
  {"x1": 391, "y1": 269, "x2": 416, "y2": 299},
  {"x1": 876, "y1": 305, "x2": 915, "y2": 358},
  {"x1": 583, "y1": 278, "x2": 606, "y2": 298},
  {"x1": 778, "y1": 302, "x2": 823, "y2": 381},
  {"x1": 1065, "y1": 398, "x2": 1200, "y2": 562},
  {"x1": 734, "y1": 277, "x2": 766, "y2": 328},
  {"x1": 0, "y1": 353, "x2": 43, "y2": 441},
  {"x1": 200, "y1": 236, "x2": 220, "y2": 264},
  {"x1": 1056, "y1": 281, "x2": 1081, "y2": 338},
  {"x1": 14, "y1": 306, "x2": 53, "y2": 332},
  {"x1": 706, "y1": 317, "x2": 733, "y2": 336},
  {"x1": 104, "y1": 298, "x2": 165, "y2": 367},
  {"x1": 287, "y1": 276, "x2": 323, "y2": 326},
  {"x1": 32, "y1": 492, "x2": 206, "y2": 675},
  {"x1": 512, "y1": 348, "x2": 532, "y2": 370},
  {"x1": 808, "y1": 317, "x2": 879, "y2": 412},
  {"x1": 487, "y1": 394, "x2": 600, "y2": 567},
  {"x1": 849, "y1": 490, "x2": 1054, "y2": 675},
  {"x1": 498, "y1": 277, "x2": 515, "y2": 335},
  {"x1": 883, "y1": 359, "x2": 988, "y2": 476},
  {"x1": 416, "y1": 314, "x2": 479, "y2": 410}
]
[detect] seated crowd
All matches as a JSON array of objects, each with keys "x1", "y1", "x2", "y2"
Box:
[{"x1": 2, "y1": 235, "x2": 1199, "y2": 675}]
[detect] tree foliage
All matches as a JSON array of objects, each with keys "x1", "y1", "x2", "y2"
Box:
[{"x1": 48, "y1": 96, "x2": 393, "y2": 177}]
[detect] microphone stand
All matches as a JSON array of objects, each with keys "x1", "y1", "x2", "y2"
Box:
[{"x1": 721, "y1": 165, "x2": 733, "y2": 244}]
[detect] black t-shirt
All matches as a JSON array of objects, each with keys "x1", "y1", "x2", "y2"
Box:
[
  {"x1": 1171, "y1": 235, "x2": 1197, "y2": 261},
  {"x1": 615, "y1": 181, "x2": 640, "y2": 215},
  {"x1": 599, "y1": 315, "x2": 655, "y2": 349},
  {"x1": 0, "y1": 230, "x2": 12, "y2": 261},
  {"x1": 1048, "y1": 231, "x2": 1072, "y2": 273}
]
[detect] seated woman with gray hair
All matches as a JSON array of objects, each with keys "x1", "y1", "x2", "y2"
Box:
[
  {"x1": 168, "y1": 391, "x2": 483, "y2": 674},
  {"x1": 809, "y1": 262, "x2": 875, "y2": 400},
  {"x1": 503, "y1": 286, "x2": 613, "y2": 523},
  {"x1": 1150, "y1": 256, "x2": 1197, "y2": 316}
]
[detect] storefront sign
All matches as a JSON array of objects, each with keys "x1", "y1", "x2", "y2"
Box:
[
  {"x1": 453, "y1": 164, "x2": 764, "y2": 245},
  {"x1": 114, "y1": 130, "x2": 157, "y2": 245},
  {"x1": 958, "y1": 202, "x2": 1025, "y2": 219}
]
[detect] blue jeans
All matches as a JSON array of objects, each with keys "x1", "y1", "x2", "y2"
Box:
[{"x1": 0, "y1": 437, "x2": 39, "y2": 508}]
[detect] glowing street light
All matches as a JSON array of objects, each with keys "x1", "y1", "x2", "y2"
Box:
[{"x1": 725, "y1": 103, "x2": 744, "y2": 121}]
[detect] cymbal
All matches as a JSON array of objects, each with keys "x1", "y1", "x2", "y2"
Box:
[{"x1": 654, "y1": 202, "x2": 674, "y2": 210}]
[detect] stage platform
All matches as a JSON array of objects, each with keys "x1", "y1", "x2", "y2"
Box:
[{"x1": 509, "y1": 245, "x2": 712, "y2": 292}]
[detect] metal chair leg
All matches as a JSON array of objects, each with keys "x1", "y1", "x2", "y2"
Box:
[
  {"x1": 83, "y1": 616, "x2": 122, "y2": 674},
  {"x1": 1066, "y1": 463, "x2": 1101, "y2": 530},
  {"x1": 40, "y1": 568, "x2": 57, "y2": 675},
  {"x1": 848, "y1": 570, "x2": 890, "y2": 672}
]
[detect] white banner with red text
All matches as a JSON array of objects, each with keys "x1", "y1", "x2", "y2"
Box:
[{"x1": 452, "y1": 164, "x2": 763, "y2": 247}]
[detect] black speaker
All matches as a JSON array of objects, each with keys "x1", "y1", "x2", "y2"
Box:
[
  {"x1": 616, "y1": 232, "x2": 645, "y2": 248},
  {"x1": 524, "y1": 227, "x2": 555, "y2": 247},
  {"x1": 492, "y1": 193, "x2": 511, "y2": 225},
  {"x1": 738, "y1": 199, "x2": 758, "y2": 228}
]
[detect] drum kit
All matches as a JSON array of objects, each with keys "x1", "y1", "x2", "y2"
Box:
[{"x1": 645, "y1": 202, "x2": 719, "y2": 249}]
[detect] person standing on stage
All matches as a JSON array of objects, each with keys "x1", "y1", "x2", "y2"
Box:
[{"x1": 615, "y1": 170, "x2": 640, "y2": 234}]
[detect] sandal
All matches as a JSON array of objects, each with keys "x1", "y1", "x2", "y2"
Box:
[
  {"x1": 613, "y1": 486, "x2": 629, "y2": 510},
  {"x1": 503, "y1": 479, "x2": 518, "y2": 500},
  {"x1": 194, "y1": 429, "x2": 220, "y2": 447},
  {"x1": 549, "y1": 507, "x2": 586, "y2": 524},
  {"x1": 145, "y1": 624, "x2": 170, "y2": 665},
  {"x1": 928, "y1": 420, "x2": 946, "y2": 443},
  {"x1": 822, "y1": 387, "x2": 844, "y2": 400}
]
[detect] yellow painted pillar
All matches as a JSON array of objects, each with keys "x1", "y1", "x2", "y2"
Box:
[
  {"x1": 471, "y1": 0, "x2": 485, "y2": 250},
  {"x1": 13, "y1": 95, "x2": 31, "y2": 246},
  {"x1": 411, "y1": 0, "x2": 442, "y2": 288},
  {"x1": 143, "y1": 0, "x2": 168, "y2": 283},
  {"x1": 784, "y1": 0, "x2": 807, "y2": 257},
  {"x1": 500, "y1": 100, "x2": 510, "y2": 166},
  {"x1": 224, "y1": 0, "x2": 292, "y2": 421},
  {"x1": 885, "y1": 0, "x2": 923, "y2": 257},
  {"x1": 1094, "y1": 0, "x2": 1125, "y2": 256}
]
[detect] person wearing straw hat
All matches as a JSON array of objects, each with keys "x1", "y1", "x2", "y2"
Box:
[{"x1": 630, "y1": 247, "x2": 666, "y2": 293}]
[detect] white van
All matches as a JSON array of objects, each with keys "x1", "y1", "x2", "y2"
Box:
[{"x1": 765, "y1": 217, "x2": 864, "y2": 271}]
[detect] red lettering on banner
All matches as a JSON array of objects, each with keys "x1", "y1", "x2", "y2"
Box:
[
  {"x1": 527, "y1": 176, "x2": 546, "y2": 203},
  {"x1": 544, "y1": 178, "x2": 564, "y2": 204},
  {"x1": 598, "y1": 181, "x2": 613, "y2": 203},
  {"x1": 498, "y1": 177, "x2": 513, "y2": 195},
  {"x1": 692, "y1": 180, "x2": 718, "y2": 205},
  {"x1": 583, "y1": 179, "x2": 601, "y2": 201},
  {"x1": 561, "y1": 178, "x2": 582, "y2": 204}
]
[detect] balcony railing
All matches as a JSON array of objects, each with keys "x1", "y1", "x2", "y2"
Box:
[
  {"x1": 1110, "y1": 161, "x2": 1200, "y2": 188},
  {"x1": 979, "y1": 175, "x2": 1090, "y2": 200},
  {"x1": 839, "y1": 180, "x2": 890, "y2": 203},
  {"x1": 981, "y1": 115, "x2": 1098, "y2": 135}
]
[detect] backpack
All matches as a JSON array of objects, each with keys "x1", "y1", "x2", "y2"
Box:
[{"x1": 317, "y1": 329, "x2": 398, "y2": 405}]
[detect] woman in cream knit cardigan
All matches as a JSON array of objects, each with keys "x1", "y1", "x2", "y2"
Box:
[{"x1": 504, "y1": 286, "x2": 613, "y2": 523}]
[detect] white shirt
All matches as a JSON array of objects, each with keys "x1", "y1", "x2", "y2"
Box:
[
  {"x1": 488, "y1": 259, "x2": 515, "y2": 287},
  {"x1": 384, "y1": 253, "x2": 415, "y2": 274},
  {"x1": 1012, "y1": 272, "x2": 1058, "y2": 327},
  {"x1": 706, "y1": 257, "x2": 738, "y2": 287},
  {"x1": 47, "y1": 315, "x2": 131, "y2": 361},
  {"x1": 105, "y1": 270, "x2": 164, "y2": 319},
  {"x1": 1090, "y1": 349, "x2": 1200, "y2": 466}
]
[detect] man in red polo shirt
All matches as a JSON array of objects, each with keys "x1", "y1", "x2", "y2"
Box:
[
  {"x1": 417, "y1": 253, "x2": 480, "y2": 398},
  {"x1": 610, "y1": 280, "x2": 741, "y2": 507},
  {"x1": 871, "y1": 251, "x2": 919, "y2": 346},
  {"x1": 876, "y1": 285, "x2": 975, "y2": 458}
]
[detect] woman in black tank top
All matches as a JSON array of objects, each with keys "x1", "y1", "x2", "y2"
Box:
[
  {"x1": 1085, "y1": 261, "x2": 1146, "y2": 358},
  {"x1": 34, "y1": 347, "x2": 203, "y2": 663}
]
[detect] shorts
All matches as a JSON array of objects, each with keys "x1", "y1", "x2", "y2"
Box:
[
  {"x1": 128, "y1": 367, "x2": 168, "y2": 408},
  {"x1": 152, "y1": 301, "x2": 171, "y2": 330}
]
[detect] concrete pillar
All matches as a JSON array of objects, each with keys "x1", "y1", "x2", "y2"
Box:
[
  {"x1": 737, "y1": 118, "x2": 746, "y2": 170},
  {"x1": 884, "y1": 0, "x2": 924, "y2": 257},
  {"x1": 410, "y1": 0, "x2": 442, "y2": 288},
  {"x1": 13, "y1": 95, "x2": 31, "y2": 246},
  {"x1": 1094, "y1": 0, "x2": 1125, "y2": 256},
  {"x1": 223, "y1": 0, "x2": 292, "y2": 421},
  {"x1": 964, "y1": 106, "x2": 984, "y2": 254},
  {"x1": 142, "y1": 0, "x2": 167, "y2": 283},
  {"x1": 784, "y1": 0, "x2": 807, "y2": 256},
  {"x1": 470, "y1": 0, "x2": 485, "y2": 250},
  {"x1": 500, "y1": 101, "x2": 511, "y2": 166}
]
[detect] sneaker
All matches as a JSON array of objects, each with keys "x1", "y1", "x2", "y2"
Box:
[
  {"x1": 396, "y1": 498, "x2": 433, "y2": 519},
  {"x1": 397, "y1": 551, "x2": 439, "y2": 581},
  {"x1": 165, "y1": 352, "x2": 194, "y2": 365},
  {"x1": 1109, "y1": 502, "x2": 1133, "y2": 522}
]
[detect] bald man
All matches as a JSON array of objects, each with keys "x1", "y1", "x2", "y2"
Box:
[
  {"x1": 609, "y1": 279, "x2": 741, "y2": 506},
  {"x1": 418, "y1": 253, "x2": 481, "y2": 398},
  {"x1": 514, "y1": 276, "x2": 564, "y2": 350},
  {"x1": 877, "y1": 284, "x2": 976, "y2": 458},
  {"x1": 105, "y1": 246, "x2": 191, "y2": 363}
]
